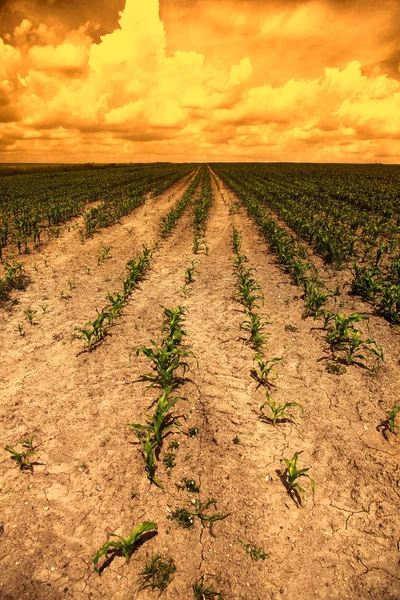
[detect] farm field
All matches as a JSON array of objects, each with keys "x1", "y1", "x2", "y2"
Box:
[{"x1": 1, "y1": 163, "x2": 400, "y2": 600}]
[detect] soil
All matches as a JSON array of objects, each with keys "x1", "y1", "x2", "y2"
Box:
[{"x1": 0, "y1": 170, "x2": 399, "y2": 600}]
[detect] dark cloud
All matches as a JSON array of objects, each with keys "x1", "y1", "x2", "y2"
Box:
[{"x1": 0, "y1": 0, "x2": 125, "y2": 40}]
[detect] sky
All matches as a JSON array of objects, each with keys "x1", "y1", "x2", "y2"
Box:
[{"x1": 0, "y1": 0, "x2": 399, "y2": 163}]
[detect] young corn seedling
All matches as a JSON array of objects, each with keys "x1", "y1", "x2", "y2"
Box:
[
  {"x1": 343, "y1": 330, "x2": 384, "y2": 367},
  {"x1": 281, "y1": 451, "x2": 314, "y2": 500},
  {"x1": 5, "y1": 436, "x2": 36, "y2": 471},
  {"x1": 93, "y1": 521, "x2": 157, "y2": 573},
  {"x1": 106, "y1": 291, "x2": 125, "y2": 319},
  {"x1": 131, "y1": 428, "x2": 163, "y2": 488},
  {"x1": 73, "y1": 323, "x2": 97, "y2": 350},
  {"x1": 24, "y1": 307, "x2": 37, "y2": 325},
  {"x1": 192, "y1": 577, "x2": 223, "y2": 599},
  {"x1": 326, "y1": 313, "x2": 369, "y2": 352},
  {"x1": 315, "y1": 309, "x2": 335, "y2": 330},
  {"x1": 151, "y1": 389, "x2": 184, "y2": 445},
  {"x1": 135, "y1": 342, "x2": 195, "y2": 389},
  {"x1": 97, "y1": 245, "x2": 111, "y2": 265},
  {"x1": 260, "y1": 392, "x2": 303, "y2": 425},
  {"x1": 193, "y1": 236, "x2": 208, "y2": 255},
  {"x1": 162, "y1": 305, "x2": 188, "y2": 348},
  {"x1": 137, "y1": 554, "x2": 176, "y2": 595},
  {"x1": 351, "y1": 264, "x2": 382, "y2": 303},
  {"x1": 185, "y1": 260, "x2": 199, "y2": 284},
  {"x1": 386, "y1": 401, "x2": 400, "y2": 434},
  {"x1": 234, "y1": 253, "x2": 248, "y2": 271},
  {"x1": 17, "y1": 323, "x2": 25, "y2": 336},
  {"x1": 74, "y1": 310, "x2": 107, "y2": 350},
  {"x1": 250, "y1": 355, "x2": 282, "y2": 387},
  {"x1": 232, "y1": 227, "x2": 242, "y2": 254},
  {"x1": 236, "y1": 269, "x2": 263, "y2": 310},
  {"x1": 303, "y1": 279, "x2": 329, "y2": 316},
  {"x1": 130, "y1": 387, "x2": 185, "y2": 446},
  {"x1": 238, "y1": 540, "x2": 269, "y2": 561},
  {"x1": 240, "y1": 312, "x2": 267, "y2": 350}
]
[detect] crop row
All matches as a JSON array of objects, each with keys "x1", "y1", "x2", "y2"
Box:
[
  {"x1": 213, "y1": 167, "x2": 384, "y2": 372},
  {"x1": 231, "y1": 226, "x2": 314, "y2": 500},
  {"x1": 212, "y1": 163, "x2": 400, "y2": 268},
  {"x1": 73, "y1": 173, "x2": 202, "y2": 351},
  {"x1": 213, "y1": 163, "x2": 400, "y2": 326},
  {"x1": 192, "y1": 167, "x2": 213, "y2": 254},
  {"x1": 0, "y1": 163, "x2": 195, "y2": 258}
]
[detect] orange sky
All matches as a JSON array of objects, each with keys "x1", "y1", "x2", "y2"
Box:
[{"x1": 0, "y1": 0, "x2": 399, "y2": 163}]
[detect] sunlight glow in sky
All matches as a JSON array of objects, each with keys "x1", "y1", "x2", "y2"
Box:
[{"x1": 0, "y1": 0, "x2": 399, "y2": 162}]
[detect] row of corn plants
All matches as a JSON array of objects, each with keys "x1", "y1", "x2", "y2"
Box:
[
  {"x1": 192, "y1": 167, "x2": 213, "y2": 255},
  {"x1": 0, "y1": 163, "x2": 195, "y2": 258},
  {"x1": 73, "y1": 174, "x2": 203, "y2": 351},
  {"x1": 159, "y1": 168, "x2": 203, "y2": 238},
  {"x1": 130, "y1": 306, "x2": 196, "y2": 488},
  {"x1": 92, "y1": 305, "x2": 197, "y2": 577},
  {"x1": 231, "y1": 226, "x2": 313, "y2": 502},
  {"x1": 214, "y1": 169, "x2": 384, "y2": 372},
  {"x1": 73, "y1": 246, "x2": 152, "y2": 350},
  {"x1": 212, "y1": 163, "x2": 400, "y2": 270},
  {"x1": 92, "y1": 257, "x2": 203, "y2": 584},
  {"x1": 212, "y1": 164, "x2": 400, "y2": 325},
  {"x1": 82, "y1": 165, "x2": 196, "y2": 239}
]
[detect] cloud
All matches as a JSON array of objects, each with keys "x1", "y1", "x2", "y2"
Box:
[{"x1": 0, "y1": 0, "x2": 400, "y2": 162}]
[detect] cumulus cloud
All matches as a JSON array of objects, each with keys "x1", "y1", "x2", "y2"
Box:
[{"x1": 0, "y1": 0, "x2": 400, "y2": 162}]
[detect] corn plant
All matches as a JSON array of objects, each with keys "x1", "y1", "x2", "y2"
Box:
[
  {"x1": 234, "y1": 253, "x2": 248, "y2": 271},
  {"x1": 281, "y1": 451, "x2": 314, "y2": 499},
  {"x1": 326, "y1": 313, "x2": 369, "y2": 352},
  {"x1": 136, "y1": 342, "x2": 194, "y2": 388},
  {"x1": 106, "y1": 291, "x2": 125, "y2": 319},
  {"x1": 137, "y1": 554, "x2": 176, "y2": 595},
  {"x1": 386, "y1": 401, "x2": 400, "y2": 434},
  {"x1": 343, "y1": 330, "x2": 384, "y2": 366},
  {"x1": 185, "y1": 260, "x2": 199, "y2": 284},
  {"x1": 303, "y1": 279, "x2": 329, "y2": 316},
  {"x1": 132, "y1": 428, "x2": 163, "y2": 488},
  {"x1": 97, "y1": 245, "x2": 111, "y2": 265},
  {"x1": 5, "y1": 436, "x2": 36, "y2": 471},
  {"x1": 24, "y1": 307, "x2": 37, "y2": 325},
  {"x1": 232, "y1": 227, "x2": 242, "y2": 253},
  {"x1": 17, "y1": 323, "x2": 25, "y2": 336},
  {"x1": 130, "y1": 387, "x2": 184, "y2": 446},
  {"x1": 260, "y1": 392, "x2": 303, "y2": 425},
  {"x1": 240, "y1": 312, "x2": 267, "y2": 350},
  {"x1": 250, "y1": 355, "x2": 282, "y2": 387},
  {"x1": 351, "y1": 264, "x2": 382, "y2": 303},
  {"x1": 193, "y1": 235, "x2": 208, "y2": 255},
  {"x1": 378, "y1": 285, "x2": 400, "y2": 324},
  {"x1": 236, "y1": 268, "x2": 263, "y2": 311},
  {"x1": 315, "y1": 309, "x2": 335, "y2": 330},
  {"x1": 93, "y1": 521, "x2": 157, "y2": 573},
  {"x1": 73, "y1": 309, "x2": 107, "y2": 350},
  {"x1": 161, "y1": 305, "x2": 188, "y2": 348}
]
